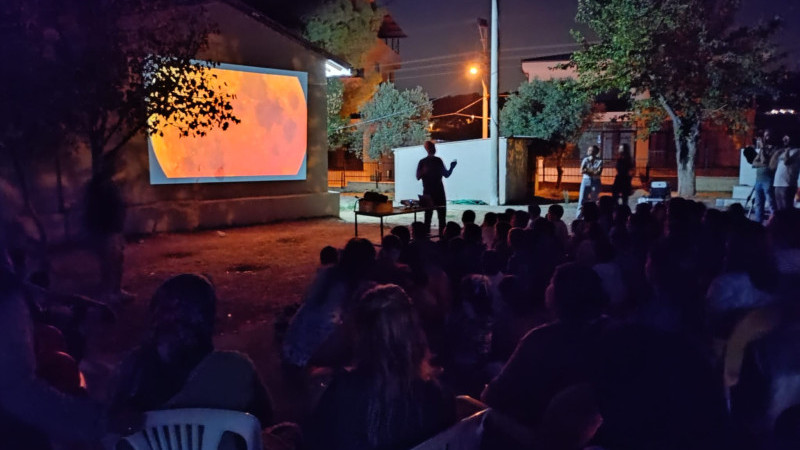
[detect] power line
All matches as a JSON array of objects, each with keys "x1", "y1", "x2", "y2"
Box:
[
  {"x1": 398, "y1": 42, "x2": 582, "y2": 68},
  {"x1": 396, "y1": 60, "x2": 476, "y2": 73},
  {"x1": 331, "y1": 105, "x2": 424, "y2": 131}
]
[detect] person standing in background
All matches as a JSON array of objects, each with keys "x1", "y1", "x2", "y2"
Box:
[
  {"x1": 751, "y1": 130, "x2": 777, "y2": 222},
  {"x1": 771, "y1": 134, "x2": 800, "y2": 212},
  {"x1": 578, "y1": 145, "x2": 603, "y2": 214},
  {"x1": 416, "y1": 141, "x2": 457, "y2": 236},
  {"x1": 612, "y1": 143, "x2": 633, "y2": 207}
]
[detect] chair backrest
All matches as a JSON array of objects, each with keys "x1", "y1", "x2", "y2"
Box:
[{"x1": 118, "y1": 408, "x2": 262, "y2": 450}]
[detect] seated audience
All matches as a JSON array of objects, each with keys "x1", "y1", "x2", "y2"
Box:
[
  {"x1": 111, "y1": 274, "x2": 273, "y2": 429},
  {"x1": 282, "y1": 238, "x2": 376, "y2": 369},
  {"x1": 546, "y1": 204, "x2": 569, "y2": 249},
  {"x1": 480, "y1": 212, "x2": 498, "y2": 248},
  {"x1": 305, "y1": 284, "x2": 455, "y2": 450},
  {"x1": 480, "y1": 263, "x2": 609, "y2": 449},
  {"x1": 442, "y1": 274, "x2": 494, "y2": 397}
]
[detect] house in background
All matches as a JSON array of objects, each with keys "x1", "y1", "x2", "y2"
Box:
[
  {"x1": 521, "y1": 53, "x2": 748, "y2": 190},
  {"x1": 328, "y1": 12, "x2": 407, "y2": 191},
  {"x1": 2, "y1": 0, "x2": 352, "y2": 241}
]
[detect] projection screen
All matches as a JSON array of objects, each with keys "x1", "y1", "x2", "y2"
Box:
[{"x1": 148, "y1": 63, "x2": 308, "y2": 184}]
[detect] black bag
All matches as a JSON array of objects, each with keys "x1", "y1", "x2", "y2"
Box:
[{"x1": 363, "y1": 191, "x2": 388, "y2": 203}]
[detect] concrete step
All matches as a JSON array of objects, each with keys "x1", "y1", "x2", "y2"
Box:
[
  {"x1": 715, "y1": 197, "x2": 750, "y2": 208},
  {"x1": 732, "y1": 185, "x2": 753, "y2": 200}
]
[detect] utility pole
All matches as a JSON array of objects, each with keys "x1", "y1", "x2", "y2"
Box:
[
  {"x1": 489, "y1": 0, "x2": 499, "y2": 205},
  {"x1": 477, "y1": 18, "x2": 489, "y2": 139}
]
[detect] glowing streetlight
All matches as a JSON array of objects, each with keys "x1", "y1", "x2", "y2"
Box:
[{"x1": 467, "y1": 64, "x2": 488, "y2": 139}]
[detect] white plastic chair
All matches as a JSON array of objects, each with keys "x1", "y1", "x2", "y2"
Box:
[{"x1": 117, "y1": 408, "x2": 263, "y2": 450}]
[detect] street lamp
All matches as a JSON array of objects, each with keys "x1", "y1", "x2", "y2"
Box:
[{"x1": 467, "y1": 64, "x2": 489, "y2": 139}]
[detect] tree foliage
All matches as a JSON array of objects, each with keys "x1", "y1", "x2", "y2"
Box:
[
  {"x1": 303, "y1": 0, "x2": 385, "y2": 68},
  {"x1": 500, "y1": 79, "x2": 593, "y2": 145},
  {"x1": 354, "y1": 83, "x2": 432, "y2": 160},
  {"x1": 326, "y1": 78, "x2": 353, "y2": 150},
  {"x1": 0, "y1": 0, "x2": 239, "y2": 176},
  {"x1": 571, "y1": 0, "x2": 782, "y2": 196}
]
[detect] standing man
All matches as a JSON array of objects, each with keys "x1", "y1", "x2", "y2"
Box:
[
  {"x1": 750, "y1": 130, "x2": 777, "y2": 222},
  {"x1": 772, "y1": 134, "x2": 800, "y2": 211},
  {"x1": 416, "y1": 141, "x2": 457, "y2": 236},
  {"x1": 578, "y1": 145, "x2": 603, "y2": 212}
]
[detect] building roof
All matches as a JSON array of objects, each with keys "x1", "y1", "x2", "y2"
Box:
[
  {"x1": 521, "y1": 53, "x2": 573, "y2": 63},
  {"x1": 217, "y1": 0, "x2": 351, "y2": 69},
  {"x1": 378, "y1": 14, "x2": 407, "y2": 38}
]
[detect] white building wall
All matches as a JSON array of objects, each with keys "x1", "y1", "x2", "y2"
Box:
[{"x1": 394, "y1": 139, "x2": 511, "y2": 205}]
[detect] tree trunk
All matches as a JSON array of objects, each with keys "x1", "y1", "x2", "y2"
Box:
[
  {"x1": 659, "y1": 97, "x2": 700, "y2": 198},
  {"x1": 673, "y1": 119, "x2": 700, "y2": 198}
]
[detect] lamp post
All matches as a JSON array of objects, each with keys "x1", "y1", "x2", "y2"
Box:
[{"x1": 468, "y1": 65, "x2": 489, "y2": 139}]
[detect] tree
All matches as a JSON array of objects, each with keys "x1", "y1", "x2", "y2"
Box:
[
  {"x1": 303, "y1": 0, "x2": 385, "y2": 68},
  {"x1": 1, "y1": 0, "x2": 239, "y2": 179},
  {"x1": 354, "y1": 83, "x2": 432, "y2": 160},
  {"x1": 500, "y1": 79, "x2": 594, "y2": 187},
  {"x1": 571, "y1": 0, "x2": 782, "y2": 197},
  {"x1": 304, "y1": 0, "x2": 385, "y2": 153},
  {"x1": 0, "y1": 0, "x2": 238, "y2": 276},
  {"x1": 326, "y1": 78, "x2": 353, "y2": 150}
]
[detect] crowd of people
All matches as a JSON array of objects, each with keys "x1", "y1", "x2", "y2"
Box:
[{"x1": 2, "y1": 190, "x2": 800, "y2": 450}]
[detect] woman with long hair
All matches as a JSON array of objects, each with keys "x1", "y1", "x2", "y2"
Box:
[
  {"x1": 306, "y1": 284, "x2": 455, "y2": 450},
  {"x1": 612, "y1": 143, "x2": 634, "y2": 206}
]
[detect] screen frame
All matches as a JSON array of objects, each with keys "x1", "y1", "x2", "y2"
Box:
[{"x1": 148, "y1": 62, "x2": 309, "y2": 185}]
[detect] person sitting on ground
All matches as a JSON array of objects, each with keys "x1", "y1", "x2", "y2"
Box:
[
  {"x1": 706, "y1": 220, "x2": 776, "y2": 336},
  {"x1": 390, "y1": 225, "x2": 411, "y2": 248},
  {"x1": 510, "y1": 210, "x2": 530, "y2": 229},
  {"x1": 319, "y1": 245, "x2": 338, "y2": 267},
  {"x1": 527, "y1": 204, "x2": 541, "y2": 228},
  {"x1": 546, "y1": 204, "x2": 569, "y2": 250},
  {"x1": 492, "y1": 221, "x2": 512, "y2": 264},
  {"x1": 282, "y1": 238, "x2": 377, "y2": 370},
  {"x1": 373, "y1": 235, "x2": 413, "y2": 292},
  {"x1": 505, "y1": 227, "x2": 532, "y2": 292},
  {"x1": 461, "y1": 209, "x2": 476, "y2": 227},
  {"x1": 111, "y1": 274, "x2": 273, "y2": 429},
  {"x1": 490, "y1": 275, "x2": 548, "y2": 365},
  {"x1": 442, "y1": 274, "x2": 495, "y2": 397},
  {"x1": 480, "y1": 263, "x2": 609, "y2": 449},
  {"x1": 305, "y1": 284, "x2": 455, "y2": 450},
  {"x1": 480, "y1": 212, "x2": 498, "y2": 248},
  {"x1": 441, "y1": 221, "x2": 462, "y2": 243}
]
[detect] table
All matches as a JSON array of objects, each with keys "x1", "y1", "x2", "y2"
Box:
[{"x1": 353, "y1": 205, "x2": 438, "y2": 239}]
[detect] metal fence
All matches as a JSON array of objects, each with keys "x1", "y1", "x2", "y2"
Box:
[
  {"x1": 328, "y1": 161, "x2": 394, "y2": 188},
  {"x1": 538, "y1": 159, "x2": 652, "y2": 186}
]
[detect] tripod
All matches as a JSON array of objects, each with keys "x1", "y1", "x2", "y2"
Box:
[{"x1": 745, "y1": 185, "x2": 756, "y2": 220}]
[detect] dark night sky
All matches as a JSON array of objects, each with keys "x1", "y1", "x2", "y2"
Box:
[{"x1": 384, "y1": 0, "x2": 800, "y2": 98}]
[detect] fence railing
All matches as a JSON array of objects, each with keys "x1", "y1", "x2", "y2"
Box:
[
  {"x1": 538, "y1": 159, "x2": 653, "y2": 186},
  {"x1": 328, "y1": 161, "x2": 394, "y2": 188}
]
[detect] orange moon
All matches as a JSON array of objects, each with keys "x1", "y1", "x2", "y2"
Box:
[{"x1": 150, "y1": 67, "x2": 307, "y2": 179}]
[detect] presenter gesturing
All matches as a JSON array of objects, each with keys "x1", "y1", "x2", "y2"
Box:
[{"x1": 416, "y1": 140, "x2": 457, "y2": 236}]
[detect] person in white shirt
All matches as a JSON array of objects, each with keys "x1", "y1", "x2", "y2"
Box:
[{"x1": 771, "y1": 135, "x2": 799, "y2": 211}]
